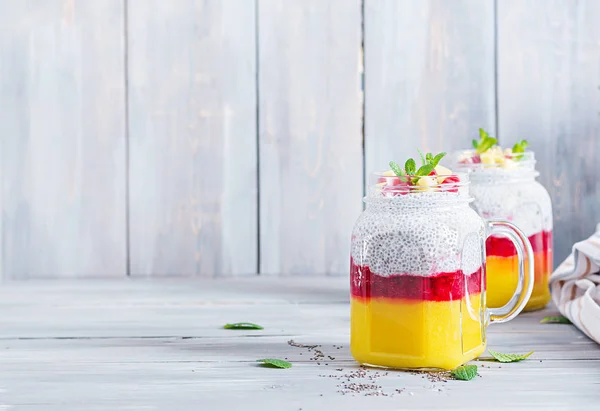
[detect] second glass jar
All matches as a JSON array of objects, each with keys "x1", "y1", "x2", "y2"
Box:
[{"x1": 453, "y1": 151, "x2": 553, "y2": 311}]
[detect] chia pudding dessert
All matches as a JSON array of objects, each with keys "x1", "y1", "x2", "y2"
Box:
[{"x1": 350, "y1": 151, "x2": 534, "y2": 370}]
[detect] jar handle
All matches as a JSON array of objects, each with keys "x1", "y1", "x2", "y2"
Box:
[{"x1": 486, "y1": 220, "x2": 534, "y2": 324}]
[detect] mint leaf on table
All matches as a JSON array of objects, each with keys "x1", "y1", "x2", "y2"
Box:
[
  {"x1": 223, "y1": 322, "x2": 264, "y2": 330},
  {"x1": 487, "y1": 350, "x2": 534, "y2": 363},
  {"x1": 450, "y1": 365, "x2": 478, "y2": 381},
  {"x1": 540, "y1": 316, "x2": 571, "y2": 324},
  {"x1": 257, "y1": 358, "x2": 292, "y2": 369}
]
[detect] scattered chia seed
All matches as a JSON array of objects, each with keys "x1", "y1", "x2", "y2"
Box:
[
  {"x1": 410, "y1": 370, "x2": 449, "y2": 383},
  {"x1": 287, "y1": 340, "x2": 457, "y2": 396}
]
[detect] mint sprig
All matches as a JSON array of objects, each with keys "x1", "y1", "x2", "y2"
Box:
[
  {"x1": 472, "y1": 128, "x2": 498, "y2": 154},
  {"x1": 257, "y1": 358, "x2": 292, "y2": 369},
  {"x1": 511, "y1": 139, "x2": 530, "y2": 160},
  {"x1": 540, "y1": 316, "x2": 571, "y2": 324},
  {"x1": 418, "y1": 149, "x2": 426, "y2": 165},
  {"x1": 405, "y1": 158, "x2": 417, "y2": 174},
  {"x1": 389, "y1": 151, "x2": 447, "y2": 183},
  {"x1": 224, "y1": 322, "x2": 264, "y2": 330},
  {"x1": 389, "y1": 161, "x2": 406, "y2": 179},
  {"x1": 487, "y1": 350, "x2": 533, "y2": 363},
  {"x1": 431, "y1": 152, "x2": 446, "y2": 168},
  {"x1": 450, "y1": 365, "x2": 478, "y2": 381},
  {"x1": 512, "y1": 139, "x2": 529, "y2": 154}
]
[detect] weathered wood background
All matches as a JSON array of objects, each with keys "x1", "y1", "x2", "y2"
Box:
[{"x1": 1, "y1": 0, "x2": 599, "y2": 278}]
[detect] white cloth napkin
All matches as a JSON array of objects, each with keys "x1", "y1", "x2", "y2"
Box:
[{"x1": 549, "y1": 224, "x2": 600, "y2": 344}]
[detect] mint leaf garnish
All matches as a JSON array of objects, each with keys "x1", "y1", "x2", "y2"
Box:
[
  {"x1": 389, "y1": 161, "x2": 406, "y2": 178},
  {"x1": 224, "y1": 322, "x2": 264, "y2": 330},
  {"x1": 487, "y1": 350, "x2": 533, "y2": 363},
  {"x1": 450, "y1": 365, "x2": 478, "y2": 381},
  {"x1": 257, "y1": 358, "x2": 292, "y2": 369},
  {"x1": 540, "y1": 316, "x2": 571, "y2": 324},
  {"x1": 512, "y1": 139, "x2": 529, "y2": 153},
  {"x1": 415, "y1": 163, "x2": 435, "y2": 177},
  {"x1": 390, "y1": 151, "x2": 448, "y2": 185},
  {"x1": 418, "y1": 149, "x2": 426, "y2": 165},
  {"x1": 405, "y1": 158, "x2": 417, "y2": 174},
  {"x1": 475, "y1": 128, "x2": 498, "y2": 154},
  {"x1": 431, "y1": 152, "x2": 447, "y2": 168},
  {"x1": 472, "y1": 139, "x2": 479, "y2": 149}
]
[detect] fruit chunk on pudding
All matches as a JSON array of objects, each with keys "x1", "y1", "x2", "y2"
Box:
[
  {"x1": 486, "y1": 230, "x2": 552, "y2": 311},
  {"x1": 350, "y1": 261, "x2": 485, "y2": 370},
  {"x1": 458, "y1": 128, "x2": 530, "y2": 169}
]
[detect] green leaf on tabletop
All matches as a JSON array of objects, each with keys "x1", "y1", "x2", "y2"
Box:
[
  {"x1": 450, "y1": 365, "x2": 478, "y2": 381},
  {"x1": 540, "y1": 316, "x2": 571, "y2": 324},
  {"x1": 487, "y1": 349, "x2": 534, "y2": 363},
  {"x1": 257, "y1": 358, "x2": 292, "y2": 369},
  {"x1": 224, "y1": 322, "x2": 264, "y2": 330},
  {"x1": 405, "y1": 158, "x2": 417, "y2": 174},
  {"x1": 431, "y1": 152, "x2": 447, "y2": 168},
  {"x1": 389, "y1": 161, "x2": 406, "y2": 178}
]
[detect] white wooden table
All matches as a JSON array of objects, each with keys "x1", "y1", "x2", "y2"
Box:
[{"x1": 0, "y1": 278, "x2": 598, "y2": 410}]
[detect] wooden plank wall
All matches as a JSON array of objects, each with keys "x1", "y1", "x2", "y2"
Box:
[
  {"x1": 0, "y1": 1, "x2": 127, "y2": 278},
  {"x1": 497, "y1": 0, "x2": 600, "y2": 264},
  {"x1": 127, "y1": 0, "x2": 257, "y2": 277},
  {"x1": 1, "y1": 0, "x2": 599, "y2": 277},
  {"x1": 364, "y1": 0, "x2": 496, "y2": 171},
  {"x1": 258, "y1": 0, "x2": 363, "y2": 275}
]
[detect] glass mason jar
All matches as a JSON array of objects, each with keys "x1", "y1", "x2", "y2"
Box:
[
  {"x1": 350, "y1": 172, "x2": 534, "y2": 370},
  {"x1": 453, "y1": 151, "x2": 553, "y2": 311}
]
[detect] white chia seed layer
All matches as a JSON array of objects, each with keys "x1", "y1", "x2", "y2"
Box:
[{"x1": 351, "y1": 193, "x2": 485, "y2": 277}]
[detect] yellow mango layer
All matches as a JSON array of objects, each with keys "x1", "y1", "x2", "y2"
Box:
[
  {"x1": 486, "y1": 252, "x2": 552, "y2": 311},
  {"x1": 350, "y1": 294, "x2": 485, "y2": 370}
]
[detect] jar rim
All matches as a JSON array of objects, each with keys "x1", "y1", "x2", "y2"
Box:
[
  {"x1": 366, "y1": 171, "x2": 472, "y2": 205},
  {"x1": 451, "y1": 149, "x2": 536, "y2": 172}
]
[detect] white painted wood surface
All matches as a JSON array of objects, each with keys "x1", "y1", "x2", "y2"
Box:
[
  {"x1": 127, "y1": 0, "x2": 257, "y2": 276},
  {"x1": 0, "y1": 278, "x2": 597, "y2": 410},
  {"x1": 258, "y1": 0, "x2": 363, "y2": 275},
  {"x1": 497, "y1": 0, "x2": 600, "y2": 265},
  {"x1": 364, "y1": 0, "x2": 496, "y2": 172},
  {"x1": 0, "y1": 1, "x2": 127, "y2": 279}
]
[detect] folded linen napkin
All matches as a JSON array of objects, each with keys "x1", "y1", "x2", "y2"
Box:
[{"x1": 549, "y1": 224, "x2": 600, "y2": 344}]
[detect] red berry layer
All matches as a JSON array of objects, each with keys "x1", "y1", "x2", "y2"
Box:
[
  {"x1": 350, "y1": 258, "x2": 484, "y2": 302},
  {"x1": 486, "y1": 230, "x2": 552, "y2": 258}
]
